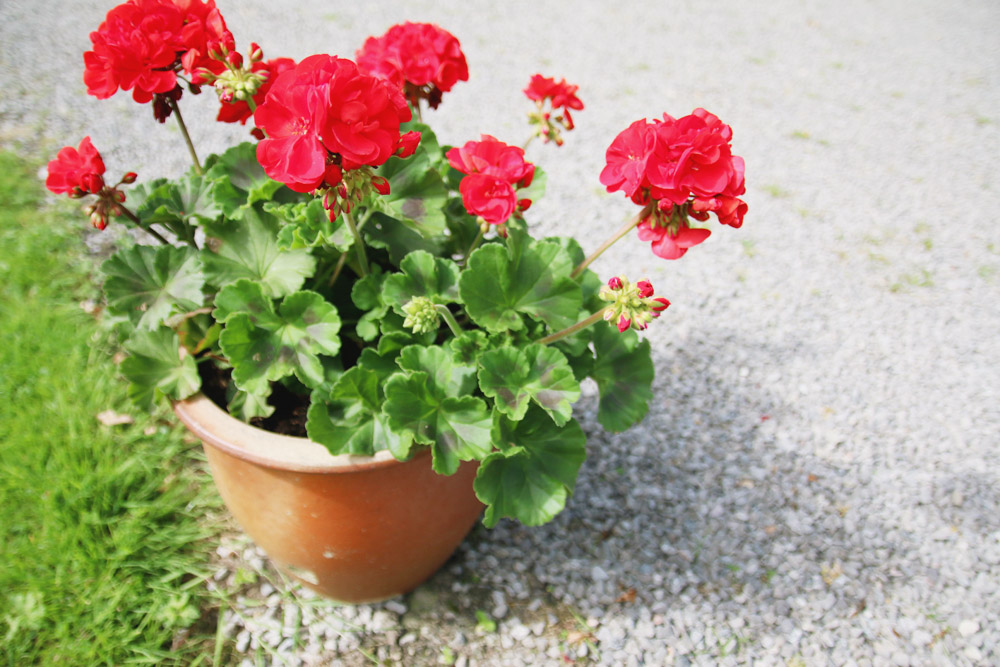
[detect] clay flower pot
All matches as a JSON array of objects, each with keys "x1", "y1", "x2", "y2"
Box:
[{"x1": 174, "y1": 393, "x2": 484, "y2": 603}]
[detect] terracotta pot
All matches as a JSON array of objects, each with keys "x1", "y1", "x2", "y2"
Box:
[{"x1": 174, "y1": 393, "x2": 484, "y2": 603}]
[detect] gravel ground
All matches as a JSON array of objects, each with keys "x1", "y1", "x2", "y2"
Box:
[{"x1": 3, "y1": 0, "x2": 999, "y2": 664}]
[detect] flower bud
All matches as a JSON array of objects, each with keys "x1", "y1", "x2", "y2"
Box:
[
  {"x1": 371, "y1": 175, "x2": 390, "y2": 196},
  {"x1": 121, "y1": 171, "x2": 137, "y2": 184},
  {"x1": 90, "y1": 212, "x2": 108, "y2": 230},
  {"x1": 402, "y1": 296, "x2": 440, "y2": 334},
  {"x1": 607, "y1": 276, "x2": 623, "y2": 290},
  {"x1": 82, "y1": 172, "x2": 104, "y2": 194},
  {"x1": 226, "y1": 51, "x2": 243, "y2": 68},
  {"x1": 112, "y1": 189, "x2": 126, "y2": 203},
  {"x1": 636, "y1": 280, "x2": 654, "y2": 298},
  {"x1": 250, "y1": 42, "x2": 264, "y2": 62},
  {"x1": 69, "y1": 187, "x2": 87, "y2": 199}
]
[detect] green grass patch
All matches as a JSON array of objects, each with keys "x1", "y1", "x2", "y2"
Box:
[{"x1": 0, "y1": 152, "x2": 221, "y2": 664}]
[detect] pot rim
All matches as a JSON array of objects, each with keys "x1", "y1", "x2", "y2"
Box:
[{"x1": 173, "y1": 393, "x2": 423, "y2": 474}]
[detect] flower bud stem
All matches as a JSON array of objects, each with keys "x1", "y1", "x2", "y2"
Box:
[
  {"x1": 117, "y1": 204, "x2": 171, "y2": 245},
  {"x1": 570, "y1": 209, "x2": 647, "y2": 279},
  {"x1": 434, "y1": 304, "x2": 463, "y2": 337},
  {"x1": 536, "y1": 306, "x2": 610, "y2": 345},
  {"x1": 462, "y1": 227, "x2": 485, "y2": 265},
  {"x1": 343, "y1": 208, "x2": 369, "y2": 277},
  {"x1": 168, "y1": 97, "x2": 202, "y2": 175}
]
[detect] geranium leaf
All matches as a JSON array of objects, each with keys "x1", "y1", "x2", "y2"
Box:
[
  {"x1": 212, "y1": 278, "x2": 279, "y2": 326},
  {"x1": 350, "y1": 268, "x2": 389, "y2": 342},
  {"x1": 219, "y1": 290, "x2": 341, "y2": 394},
  {"x1": 443, "y1": 196, "x2": 483, "y2": 256},
  {"x1": 447, "y1": 330, "x2": 490, "y2": 365},
  {"x1": 458, "y1": 227, "x2": 581, "y2": 332},
  {"x1": 363, "y1": 211, "x2": 444, "y2": 266},
  {"x1": 397, "y1": 345, "x2": 477, "y2": 397},
  {"x1": 590, "y1": 324, "x2": 655, "y2": 432},
  {"x1": 375, "y1": 143, "x2": 448, "y2": 236},
  {"x1": 205, "y1": 142, "x2": 286, "y2": 218},
  {"x1": 382, "y1": 250, "x2": 461, "y2": 314},
  {"x1": 120, "y1": 328, "x2": 200, "y2": 410},
  {"x1": 474, "y1": 407, "x2": 586, "y2": 527},
  {"x1": 478, "y1": 344, "x2": 580, "y2": 426},
  {"x1": 266, "y1": 198, "x2": 352, "y2": 251},
  {"x1": 102, "y1": 244, "x2": 205, "y2": 330},
  {"x1": 227, "y1": 385, "x2": 274, "y2": 421},
  {"x1": 518, "y1": 166, "x2": 547, "y2": 203},
  {"x1": 135, "y1": 171, "x2": 221, "y2": 226},
  {"x1": 202, "y1": 207, "x2": 315, "y2": 298},
  {"x1": 306, "y1": 367, "x2": 407, "y2": 457},
  {"x1": 383, "y1": 372, "x2": 492, "y2": 475}
]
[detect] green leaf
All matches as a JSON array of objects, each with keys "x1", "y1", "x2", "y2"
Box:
[
  {"x1": 102, "y1": 245, "x2": 205, "y2": 330},
  {"x1": 212, "y1": 279, "x2": 276, "y2": 325},
  {"x1": 397, "y1": 345, "x2": 477, "y2": 397},
  {"x1": 267, "y1": 198, "x2": 352, "y2": 251},
  {"x1": 306, "y1": 367, "x2": 408, "y2": 458},
  {"x1": 226, "y1": 384, "x2": 274, "y2": 421},
  {"x1": 458, "y1": 227, "x2": 581, "y2": 332},
  {"x1": 447, "y1": 330, "x2": 490, "y2": 365},
  {"x1": 382, "y1": 250, "x2": 461, "y2": 314},
  {"x1": 219, "y1": 290, "x2": 341, "y2": 394},
  {"x1": 205, "y1": 142, "x2": 286, "y2": 218},
  {"x1": 135, "y1": 171, "x2": 221, "y2": 226},
  {"x1": 478, "y1": 344, "x2": 580, "y2": 426},
  {"x1": 518, "y1": 166, "x2": 547, "y2": 204},
  {"x1": 120, "y1": 328, "x2": 200, "y2": 410},
  {"x1": 443, "y1": 196, "x2": 482, "y2": 255},
  {"x1": 202, "y1": 207, "x2": 315, "y2": 298},
  {"x1": 375, "y1": 141, "x2": 448, "y2": 236},
  {"x1": 590, "y1": 324, "x2": 655, "y2": 432},
  {"x1": 474, "y1": 407, "x2": 586, "y2": 527},
  {"x1": 383, "y1": 373, "x2": 493, "y2": 475},
  {"x1": 363, "y1": 211, "x2": 443, "y2": 266}
]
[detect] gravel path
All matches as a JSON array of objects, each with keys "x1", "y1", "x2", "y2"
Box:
[{"x1": 4, "y1": 1, "x2": 999, "y2": 664}]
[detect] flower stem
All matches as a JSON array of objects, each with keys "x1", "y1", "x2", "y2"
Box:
[
  {"x1": 168, "y1": 97, "x2": 202, "y2": 175},
  {"x1": 435, "y1": 304, "x2": 463, "y2": 337},
  {"x1": 522, "y1": 134, "x2": 535, "y2": 151},
  {"x1": 117, "y1": 204, "x2": 171, "y2": 245},
  {"x1": 536, "y1": 306, "x2": 610, "y2": 345},
  {"x1": 343, "y1": 209, "x2": 369, "y2": 277},
  {"x1": 463, "y1": 227, "x2": 485, "y2": 265},
  {"x1": 570, "y1": 210, "x2": 646, "y2": 279}
]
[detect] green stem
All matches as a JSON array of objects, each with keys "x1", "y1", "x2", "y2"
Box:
[
  {"x1": 327, "y1": 252, "x2": 349, "y2": 289},
  {"x1": 463, "y1": 227, "x2": 485, "y2": 265},
  {"x1": 168, "y1": 97, "x2": 202, "y2": 175},
  {"x1": 117, "y1": 204, "x2": 171, "y2": 245},
  {"x1": 435, "y1": 304, "x2": 462, "y2": 337},
  {"x1": 343, "y1": 209, "x2": 369, "y2": 277},
  {"x1": 570, "y1": 210, "x2": 646, "y2": 279},
  {"x1": 522, "y1": 134, "x2": 535, "y2": 151},
  {"x1": 536, "y1": 306, "x2": 610, "y2": 345}
]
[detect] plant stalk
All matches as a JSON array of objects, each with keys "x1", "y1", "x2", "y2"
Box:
[
  {"x1": 463, "y1": 227, "x2": 485, "y2": 265},
  {"x1": 570, "y1": 210, "x2": 646, "y2": 279},
  {"x1": 117, "y1": 205, "x2": 171, "y2": 245},
  {"x1": 435, "y1": 304, "x2": 463, "y2": 337},
  {"x1": 168, "y1": 97, "x2": 202, "y2": 175},
  {"x1": 343, "y1": 209, "x2": 369, "y2": 277},
  {"x1": 536, "y1": 306, "x2": 610, "y2": 345}
]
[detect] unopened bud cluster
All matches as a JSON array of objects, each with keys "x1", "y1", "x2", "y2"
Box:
[
  {"x1": 321, "y1": 166, "x2": 390, "y2": 221},
  {"x1": 199, "y1": 42, "x2": 268, "y2": 104},
  {"x1": 599, "y1": 276, "x2": 670, "y2": 333},
  {"x1": 528, "y1": 101, "x2": 573, "y2": 146},
  {"x1": 401, "y1": 296, "x2": 440, "y2": 334}
]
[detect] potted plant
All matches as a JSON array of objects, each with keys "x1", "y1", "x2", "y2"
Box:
[{"x1": 47, "y1": 1, "x2": 748, "y2": 603}]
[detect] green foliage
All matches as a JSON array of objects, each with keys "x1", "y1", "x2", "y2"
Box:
[
  {"x1": 120, "y1": 327, "x2": 201, "y2": 409},
  {"x1": 202, "y1": 206, "x2": 315, "y2": 298},
  {"x1": 267, "y1": 197, "x2": 351, "y2": 251},
  {"x1": 477, "y1": 344, "x2": 580, "y2": 426},
  {"x1": 205, "y1": 142, "x2": 287, "y2": 217},
  {"x1": 382, "y1": 249, "x2": 461, "y2": 313},
  {"x1": 591, "y1": 324, "x2": 655, "y2": 432},
  {"x1": 102, "y1": 244, "x2": 205, "y2": 330}
]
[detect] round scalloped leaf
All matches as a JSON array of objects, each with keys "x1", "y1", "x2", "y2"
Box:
[
  {"x1": 102, "y1": 244, "x2": 205, "y2": 330},
  {"x1": 590, "y1": 324, "x2": 655, "y2": 432},
  {"x1": 382, "y1": 250, "x2": 461, "y2": 314},
  {"x1": 120, "y1": 327, "x2": 200, "y2": 410},
  {"x1": 205, "y1": 142, "x2": 286, "y2": 218},
  {"x1": 478, "y1": 344, "x2": 580, "y2": 426}
]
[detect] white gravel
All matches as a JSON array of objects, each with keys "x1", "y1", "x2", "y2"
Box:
[{"x1": 4, "y1": 0, "x2": 999, "y2": 664}]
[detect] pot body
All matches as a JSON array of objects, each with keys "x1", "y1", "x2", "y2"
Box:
[{"x1": 174, "y1": 394, "x2": 483, "y2": 603}]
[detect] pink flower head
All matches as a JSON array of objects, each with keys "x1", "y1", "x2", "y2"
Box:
[
  {"x1": 46, "y1": 137, "x2": 107, "y2": 195},
  {"x1": 356, "y1": 22, "x2": 468, "y2": 109},
  {"x1": 601, "y1": 109, "x2": 747, "y2": 259},
  {"x1": 636, "y1": 280, "x2": 654, "y2": 298},
  {"x1": 253, "y1": 55, "x2": 413, "y2": 193},
  {"x1": 83, "y1": 0, "x2": 233, "y2": 103},
  {"x1": 617, "y1": 315, "x2": 631, "y2": 333},
  {"x1": 607, "y1": 276, "x2": 623, "y2": 290},
  {"x1": 524, "y1": 74, "x2": 584, "y2": 114},
  {"x1": 446, "y1": 136, "x2": 535, "y2": 225},
  {"x1": 217, "y1": 57, "x2": 297, "y2": 125}
]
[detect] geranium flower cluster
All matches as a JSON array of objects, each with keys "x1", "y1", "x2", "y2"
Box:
[
  {"x1": 83, "y1": 0, "x2": 232, "y2": 108},
  {"x1": 600, "y1": 109, "x2": 747, "y2": 260},
  {"x1": 356, "y1": 22, "x2": 469, "y2": 111},
  {"x1": 45, "y1": 137, "x2": 138, "y2": 230},
  {"x1": 524, "y1": 74, "x2": 584, "y2": 145},
  {"x1": 445, "y1": 136, "x2": 535, "y2": 226},
  {"x1": 253, "y1": 55, "x2": 420, "y2": 216},
  {"x1": 599, "y1": 276, "x2": 670, "y2": 333}
]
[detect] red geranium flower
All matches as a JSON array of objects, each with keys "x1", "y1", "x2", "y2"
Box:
[
  {"x1": 46, "y1": 137, "x2": 106, "y2": 195},
  {"x1": 217, "y1": 57, "x2": 296, "y2": 125},
  {"x1": 356, "y1": 22, "x2": 468, "y2": 109},
  {"x1": 253, "y1": 55, "x2": 414, "y2": 195},
  {"x1": 84, "y1": 0, "x2": 232, "y2": 103},
  {"x1": 601, "y1": 109, "x2": 747, "y2": 259},
  {"x1": 445, "y1": 136, "x2": 535, "y2": 225}
]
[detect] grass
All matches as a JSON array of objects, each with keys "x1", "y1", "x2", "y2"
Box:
[{"x1": 0, "y1": 151, "x2": 222, "y2": 664}]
